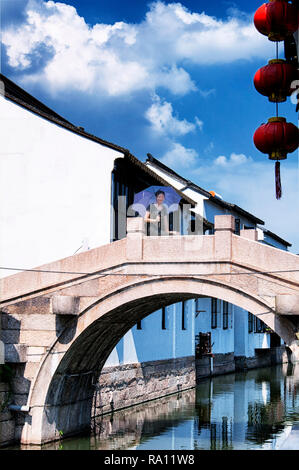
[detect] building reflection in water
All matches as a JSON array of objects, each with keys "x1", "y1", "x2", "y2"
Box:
[{"x1": 35, "y1": 364, "x2": 299, "y2": 451}]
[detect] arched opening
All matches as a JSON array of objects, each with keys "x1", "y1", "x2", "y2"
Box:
[{"x1": 22, "y1": 278, "x2": 298, "y2": 445}]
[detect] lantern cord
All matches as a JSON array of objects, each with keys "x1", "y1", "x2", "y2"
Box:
[
  {"x1": 275, "y1": 161, "x2": 282, "y2": 200},
  {"x1": 276, "y1": 41, "x2": 279, "y2": 117}
]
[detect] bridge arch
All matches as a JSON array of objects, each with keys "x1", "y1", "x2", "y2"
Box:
[{"x1": 21, "y1": 276, "x2": 297, "y2": 445}]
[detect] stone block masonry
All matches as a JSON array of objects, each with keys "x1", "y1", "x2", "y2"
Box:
[
  {"x1": 0, "y1": 382, "x2": 15, "y2": 447},
  {"x1": 196, "y1": 353, "x2": 235, "y2": 381},
  {"x1": 94, "y1": 356, "x2": 195, "y2": 416},
  {"x1": 235, "y1": 346, "x2": 289, "y2": 371}
]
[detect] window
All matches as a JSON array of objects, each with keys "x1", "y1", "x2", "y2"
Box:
[
  {"x1": 254, "y1": 317, "x2": 265, "y2": 333},
  {"x1": 136, "y1": 320, "x2": 142, "y2": 330},
  {"x1": 211, "y1": 298, "x2": 220, "y2": 329},
  {"x1": 248, "y1": 312, "x2": 254, "y2": 333},
  {"x1": 223, "y1": 301, "x2": 229, "y2": 330},
  {"x1": 162, "y1": 307, "x2": 166, "y2": 330},
  {"x1": 182, "y1": 302, "x2": 187, "y2": 330}
]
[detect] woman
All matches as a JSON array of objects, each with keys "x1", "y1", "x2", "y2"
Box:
[{"x1": 144, "y1": 190, "x2": 169, "y2": 236}]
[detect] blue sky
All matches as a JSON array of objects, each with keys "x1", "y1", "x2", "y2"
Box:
[{"x1": 1, "y1": 0, "x2": 298, "y2": 251}]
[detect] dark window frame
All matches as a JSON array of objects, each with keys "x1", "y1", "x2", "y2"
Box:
[
  {"x1": 162, "y1": 307, "x2": 166, "y2": 330},
  {"x1": 223, "y1": 301, "x2": 229, "y2": 330},
  {"x1": 248, "y1": 312, "x2": 254, "y2": 333},
  {"x1": 254, "y1": 316, "x2": 265, "y2": 333},
  {"x1": 211, "y1": 298, "x2": 219, "y2": 329},
  {"x1": 235, "y1": 218, "x2": 241, "y2": 236},
  {"x1": 136, "y1": 320, "x2": 142, "y2": 330},
  {"x1": 182, "y1": 301, "x2": 187, "y2": 330}
]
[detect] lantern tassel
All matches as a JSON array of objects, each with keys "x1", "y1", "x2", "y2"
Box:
[{"x1": 275, "y1": 161, "x2": 282, "y2": 200}]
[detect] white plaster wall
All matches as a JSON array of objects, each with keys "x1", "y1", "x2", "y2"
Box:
[
  {"x1": 145, "y1": 163, "x2": 186, "y2": 191},
  {"x1": 0, "y1": 96, "x2": 121, "y2": 277}
]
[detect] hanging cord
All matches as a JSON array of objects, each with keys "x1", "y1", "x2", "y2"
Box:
[
  {"x1": 274, "y1": 41, "x2": 282, "y2": 200},
  {"x1": 276, "y1": 41, "x2": 279, "y2": 118}
]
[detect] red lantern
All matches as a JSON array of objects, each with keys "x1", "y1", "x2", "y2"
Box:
[
  {"x1": 254, "y1": 59, "x2": 298, "y2": 102},
  {"x1": 254, "y1": 117, "x2": 299, "y2": 160},
  {"x1": 254, "y1": 117, "x2": 299, "y2": 199},
  {"x1": 254, "y1": 0, "x2": 299, "y2": 42}
]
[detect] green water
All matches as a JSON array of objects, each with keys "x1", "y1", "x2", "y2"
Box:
[{"x1": 9, "y1": 363, "x2": 299, "y2": 450}]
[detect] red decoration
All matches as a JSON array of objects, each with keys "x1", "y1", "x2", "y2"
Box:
[
  {"x1": 254, "y1": 117, "x2": 299, "y2": 160},
  {"x1": 254, "y1": 59, "x2": 297, "y2": 102},
  {"x1": 254, "y1": 0, "x2": 299, "y2": 42}
]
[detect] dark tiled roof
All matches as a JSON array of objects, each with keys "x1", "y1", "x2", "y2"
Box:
[
  {"x1": 146, "y1": 153, "x2": 265, "y2": 225},
  {"x1": 261, "y1": 228, "x2": 292, "y2": 248}
]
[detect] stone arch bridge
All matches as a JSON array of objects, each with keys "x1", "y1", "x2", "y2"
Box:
[{"x1": 1, "y1": 215, "x2": 299, "y2": 445}]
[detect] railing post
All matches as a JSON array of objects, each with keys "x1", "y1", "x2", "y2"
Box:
[
  {"x1": 240, "y1": 229, "x2": 258, "y2": 241},
  {"x1": 126, "y1": 217, "x2": 145, "y2": 260},
  {"x1": 214, "y1": 215, "x2": 235, "y2": 261}
]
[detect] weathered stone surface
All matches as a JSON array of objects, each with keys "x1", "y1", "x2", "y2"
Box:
[
  {"x1": 276, "y1": 295, "x2": 299, "y2": 316},
  {"x1": 0, "y1": 381, "x2": 15, "y2": 447},
  {"x1": 1, "y1": 330, "x2": 20, "y2": 344},
  {"x1": 52, "y1": 296, "x2": 80, "y2": 316},
  {"x1": 5, "y1": 344, "x2": 27, "y2": 363},
  {"x1": 1, "y1": 313, "x2": 21, "y2": 329},
  {"x1": 1, "y1": 297, "x2": 51, "y2": 315},
  {"x1": 19, "y1": 330, "x2": 54, "y2": 347},
  {"x1": 0, "y1": 418, "x2": 15, "y2": 446},
  {"x1": 11, "y1": 376, "x2": 31, "y2": 394},
  {"x1": 240, "y1": 229, "x2": 258, "y2": 241},
  {"x1": 95, "y1": 356, "x2": 195, "y2": 415},
  {"x1": 0, "y1": 342, "x2": 4, "y2": 365},
  {"x1": 23, "y1": 362, "x2": 39, "y2": 380},
  {"x1": 235, "y1": 346, "x2": 288, "y2": 371},
  {"x1": 22, "y1": 314, "x2": 57, "y2": 331},
  {"x1": 214, "y1": 214, "x2": 235, "y2": 232}
]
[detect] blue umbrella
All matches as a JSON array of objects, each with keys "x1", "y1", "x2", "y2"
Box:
[{"x1": 132, "y1": 186, "x2": 181, "y2": 217}]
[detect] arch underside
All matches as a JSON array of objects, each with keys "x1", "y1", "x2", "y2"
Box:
[{"x1": 22, "y1": 276, "x2": 298, "y2": 445}]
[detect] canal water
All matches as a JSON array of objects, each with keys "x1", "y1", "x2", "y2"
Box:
[{"x1": 13, "y1": 363, "x2": 299, "y2": 450}]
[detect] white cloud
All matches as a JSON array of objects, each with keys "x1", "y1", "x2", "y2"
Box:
[
  {"x1": 192, "y1": 155, "x2": 299, "y2": 253},
  {"x1": 2, "y1": 1, "x2": 273, "y2": 97},
  {"x1": 145, "y1": 95, "x2": 202, "y2": 136},
  {"x1": 160, "y1": 142, "x2": 199, "y2": 168},
  {"x1": 214, "y1": 152, "x2": 250, "y2": 166}
]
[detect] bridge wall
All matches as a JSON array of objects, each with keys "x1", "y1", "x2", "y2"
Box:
[
  {"x1": 0, "y1": 382, "x2": 15, "y2": 447},
  {"x1": 96, "y1": 356, "x2": 195, "y2": 415}
]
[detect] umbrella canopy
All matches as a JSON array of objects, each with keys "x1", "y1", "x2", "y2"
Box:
[{"x1": 132, "y1": 186, "x2": 182, "y2": 217}]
